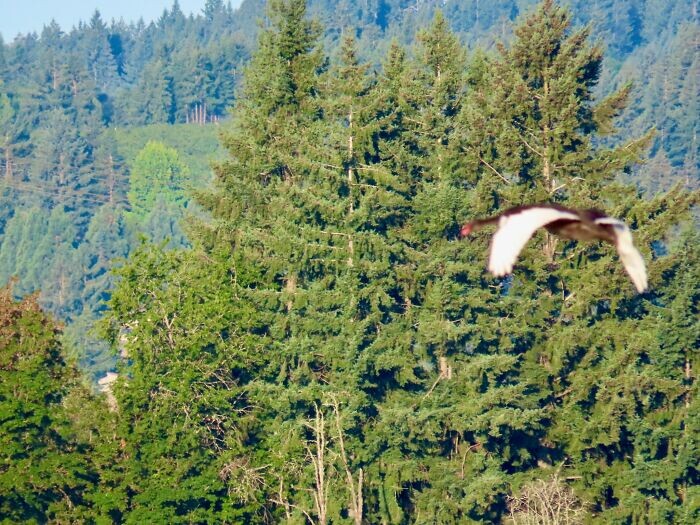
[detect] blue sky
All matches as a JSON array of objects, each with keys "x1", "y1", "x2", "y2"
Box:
[{"x1": 0, "y1": 0, "x2": 244, "y2": 41}]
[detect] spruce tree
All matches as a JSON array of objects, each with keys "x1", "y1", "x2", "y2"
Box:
[
  {"x1": 105, "y1": 1, "x2": 331, "y2": 520},
  {"x1": 438, "y1": 0, "x2": 699, "y2": 520}
]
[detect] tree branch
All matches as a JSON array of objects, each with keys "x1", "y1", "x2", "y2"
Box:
[{"x1": 478, "y1": 156, "x2": 511, "y2": 184}]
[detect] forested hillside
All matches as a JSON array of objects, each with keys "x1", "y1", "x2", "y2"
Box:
[
  {"x1": 0, "y1": 0, "x2": 244, "y2": 375},
  {"x1": 1, "y1": 0, "x2": 697, "y2": 522}
]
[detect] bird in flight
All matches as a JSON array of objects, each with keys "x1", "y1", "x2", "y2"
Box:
[{"x1": 460, "y1": 204, "x2": 648, "y2": 293}]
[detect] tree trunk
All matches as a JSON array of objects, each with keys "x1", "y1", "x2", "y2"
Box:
[
  {"x1": 108, "y1": 154, "x2": 115, "y2": 204},
  {"x1": 347, "y1": 109, "x2": 355, "y2": 267},
  {"x1": 307, "y1": 404, "x2": 328, "y2": 525},
  {"x1": 3, "y1": 140, "x2": 12, "y2": 180},
  {"x1": 59, "y1": 153, "x2": 66, "y2": 186},
  {"x1": 331, "y1": 397, "x2": 363, "y2": 525},
  {"x1": 542, "y1": 78, "x2": 557, "y2": 262},
  {"x1": 285, "y1": 273, "x2": 297, "y2": 312}
]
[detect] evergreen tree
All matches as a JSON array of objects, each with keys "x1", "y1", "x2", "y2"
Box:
[
  {"x1": 66, "y1": 203, "x2": 132, "y2": 376},
  {"x1": 126, "y1": 58, "x2": 176, "y2": 125},
  {"x1": 0, "y1": 79, "x2": 29, "y2": 188},
  {"x1": 103, "y1": 244, "x2": 259, "y2": 522},
  {"x1": 83, "y1": 10, "x2": 121, "y2": 91},
  {"x1": 98, "y1": 5, "x2": 328, "y2": 518},
  {"x1": 0, "y1": 205, "x2": 85, "y2": 319},
  {"x1": 192, "y1": 1, "x2": 346, "y2": 519},
  {"x1": 413, "y1": 9, "x2": 466, "y2": 170},
  {"x1": 0, "y1": 286, "x2": 96, "y2": 521},
  {"x1": 0, "y1": 34, "x2": 6, "y2": 74},
  {"x1": 435, "y1": 1, "x2": 699, "y2": 520}
]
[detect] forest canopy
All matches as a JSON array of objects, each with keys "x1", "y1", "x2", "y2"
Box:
[{"x1": 0, "y1": 0, "x2": 696, "y2": 376}]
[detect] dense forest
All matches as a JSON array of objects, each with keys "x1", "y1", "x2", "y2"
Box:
[
  {"x1": 1, "y1": 0, "x2": 698, "y2": 522},
  {"x1": 0, "y1": 0, "x2": 697, "y2": 376}
]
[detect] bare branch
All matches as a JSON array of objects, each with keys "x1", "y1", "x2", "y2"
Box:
[
  {"x1": 329, "y1": 395, "x2": 363, "y2": 525},
  {"x1": 519, "y1": 135, "x2": 545, "y2": 158},
  {"x1": 549, "y1": 177, "x2": 584, "y2": 195},
  {"x1": 478, "y1": 156, "x2": 511, "y2": 184},
  {"x1": 508, "y1": 473, "x2": 588, "y2": 524}
]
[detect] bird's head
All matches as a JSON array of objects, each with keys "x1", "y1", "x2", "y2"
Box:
[{"x1": 459, "y1": 222, "x2": 474, "y2": 238}]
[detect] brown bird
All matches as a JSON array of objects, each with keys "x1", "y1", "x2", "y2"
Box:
[{"x1": 460, "y1": 204, "x2": 648, "y2": 292}]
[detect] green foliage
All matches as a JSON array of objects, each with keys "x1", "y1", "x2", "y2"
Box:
[
  {"x1": 0, "y1": 1, "x2": 697, "y2": 523},
  {"x1": 113, "y1": 123, "x2": 224, "y2": 188},
  {"x1": 0, "y1": 0, "x2": 696, "y2": 374},
  {"x1": 127, "y1": 141, "x2": 188, "y2": 218},
  {"x1": 0, "y1": 206, "x2": 82, "y2": 318},
  {"x1": 101, "y1": 244, "x2": 261, "y2": 522},
  {"x1": 125, "y1": 141, "x2": 189, "y2": 247},
  {"x1": 0, "y1": 287, "x2": 98, "y2": 522},
  {"x1": 103, "y1": 1, "x2": 698, "y2": 522}
]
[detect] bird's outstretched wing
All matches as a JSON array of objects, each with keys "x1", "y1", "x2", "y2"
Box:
[
  {"x1": 594, "y1": 217, "x2": 647, "y2": 292},
  {"x1": 488, "y1": 206, "x2": 579, "y2": 277}
]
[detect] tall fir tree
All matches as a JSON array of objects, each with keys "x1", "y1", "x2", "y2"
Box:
[{"x1": 437, "y1": 1, "x2": 699, "y2": 520}]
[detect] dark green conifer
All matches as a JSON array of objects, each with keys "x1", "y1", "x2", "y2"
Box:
[
  {"x1": 440, "y1": 1, "x2": 699, "y2": 520},
  {"x1": 0, "y1": 287, "x2": 96, "y2": 522},
  {"x1": 103, "y1": 245, "x2": 259, "y2": 522}
]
